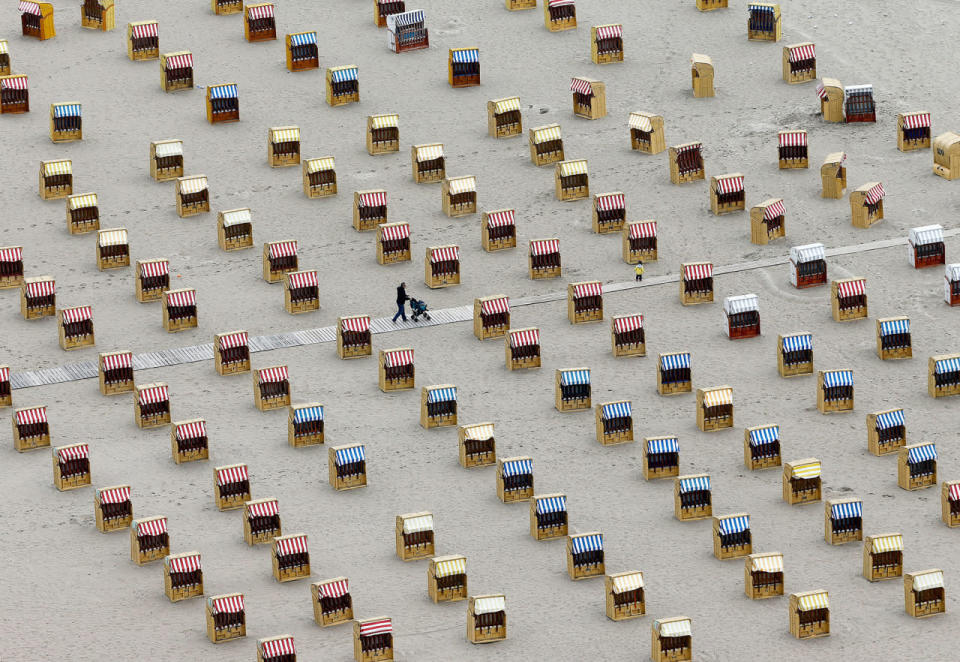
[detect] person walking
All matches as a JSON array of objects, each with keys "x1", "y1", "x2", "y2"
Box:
[
  {"x1": 635, "y1": 261, "x2": 644, "y2": 282},
  {"x1": 393, "y1": 281, "x2": 409, "y2": 322}
]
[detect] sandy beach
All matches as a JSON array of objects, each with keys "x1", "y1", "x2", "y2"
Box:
[{"x1": 2, "y1": 0, "x2": 959, "y2": 660}]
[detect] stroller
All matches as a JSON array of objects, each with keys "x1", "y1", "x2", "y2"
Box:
[{"x1": 409, "y1": 297, "x2": 431, "y2": 322}]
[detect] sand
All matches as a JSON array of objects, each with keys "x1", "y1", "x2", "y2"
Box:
[{"x1": 2, "y1": 0, "x2": 960, "y2": 660}]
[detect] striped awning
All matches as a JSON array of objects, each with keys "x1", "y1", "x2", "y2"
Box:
[
  {"x1": 816, "y1": 83, "x2": 828, "y2": 100},
  {"x1": 98, "y1": 229, "x2": 128, "y2": 247},
  {"x1": 612, "y1": 572, "x2": 643, "y2": 593},
  {"x1": 658, "y1": 619, "x2": 691, "y2": 638},
  {"x1": 415, "y1": 145, "x2": 444, "y2": 162},
  {"x1": 950, "y1": 484, "x2": 960, "y2": 501},
  {"x1": 341, "y1": 316, "x2": 370, "y2": 333},
  {"x1": 647, "y1": 437, "x2": 678, "y2": 454},
  {"x1": 702, "y1": 388, "x2": 733, "y2": 408},
  {"x1": 837, "y1": 279, "x2": 865, "y2": 298},
  {"x1": 864, "y1": 183, "x2": 885, "y2": 205},
  {"x1": 319, "y1": 579, "x2": 348, "y2": 598},
  {"x1": 331, "y1": 66, "x2": 358, "y2": 83},
  {"x1": 502, "y1": 458, "x2": 532, "y2": 477},
  {"x1": 778, "y1": 131, "x2": 806, "y2": 147},
  {"x1": 391, "y1": 8, "x2": 424, "y2": 26},
  {"x1": 335, "y1": 445, "x2": 365, "y2": 465},
  {"x1": 427, "y1": 386, "x2": 456, "y2": 403},
  {"x1": 763, "y1": 200, "x2": 785, "y2": 220},
  {"x1": 140, "y1": 260, "x2": 168, "y2": 277},
  {"x1": 675, "y1": 143, "x2": 701, "y2": 155},
  {"x1": 247, "y1": 3, "x2": 274, "y2": 19},
  {"x1": 166, "y1": 53, "x2": 193, "y2": 69},
  {"x1": 463, "y1": 424, "x2": 493, "y2": 441},
  {"x1": 601, "y1": 401, "x2": 631, "y2": 419},
  {"x1": 138, "y1": 385, "x2": 168, "y2": 404},
  {"x1": 559, "y1": 369, "x2": 590, "y2": 386},
  {"x1": 290, "y1": 31, "x2": 317, "y2": 46},
  {"x1": 935, "y1": 357, "x2": 960, "y2": 374},
  {"x1": 533, "y1": 126, "x2": 561, "y2": 143},
  {"x1": 0, "y1": 367, "x2": 7, "y2": 383},
  {"x1": 69, "y1": 194, "x2": 98, "y2": 210},
  {"x1": 370, "y1": 114, "x2": 398, "y2": 129},
  {"x1": 715, "y1": 175, "x2": 744, "y2": 194},
  {"x1": 751, "y1": 555, "x2": 783, "y2": 573},
  {"x1": 15, "y1": 407, "x2": 46, "y2": 425},
  {"x1": 530, "y1": 239, "x2": 559, "y2": 256},
  {"x1": 211, "y1": 595, "x2": 244, "y2": 614},
  {"x1": 137, "y1": 517, "x2": 167, "y2": 536},
  {"x1": 629, "y1": 221, "x2": 657, "y2": 239},
  {"x1": 748, "y1": 426, "x2": 779, "y2": 447},
  {"x1": 288, "y1": 271, "x2": 317, "y2": 290},
  {"x1": 358, "y1": 192, "x2": 386, "y2": 208},
  {"x1": 903, "y1": 112, "x2": 931, "y2": 129},
  {"x1": 907, "y1": 444, "x2": 937, "y2": 464},
  {"x1": 175, "y1": 421, "x2": 206, "y2": 440},
  {"x1": 723, "y1": 294, "x2": 759, "y2": 315},
  {"x1": 570, "y1": 78, "x2": 593, "y2": 95},
  {"x1": 58, "y1": 444, "x2": 89, "y2": 462},
  {"x1": 549, "y1": 0, "x2": 574, "y2": 5},
  {"x1": 306, "y1": 157, "x2": 335, "y2": 173},
  {"x1": 98, "y1": 486, "x2": 130, "y2": 504},
  {"x1": 18, "y1": 1, "x2": 40, "y2": 15},
  {"x1": 258, "y1": 366, "x2": 289, "y2": 383},
  {"x1": 43, "y1": 160, "x2": 72, "y2": 176},
  {"x1": 879, "y1": 319, "x2": 909, "y2": 336},
  {"x1": 748, "y1": 3, "x2": 775, "y2": 11},
  {"x1": 261, "y1": 637, "x2": 296, "y2": 658},
  {"x1": 447, "y1": 176, "x2": 476, "y2": 195},
  {"x1": 596, "y1": 193, "x2": 624, "y2": 211},
  {"x1": 831, "y1": 501, "x2": 862, "y2": 520},
  {"x1": 166, "y1": 289, "x2": 196, "y2": 307},
  {"x1": 791, "y1": 461, "x2": 821, "y2": 479},
  {"x1": 269, "y1": 241, "x2": 297, "y2": 259},
  {"x1": 293, "y1": 406, "x2": 323, "y2": 423},
  {"x1": 102, "y1": 352, "x2": 132, "y2": 370},
  {"x1": 596, "y1": 24, "x2": 622, "y2": 39},
  {"x1": 789, "y1": 44, "x2": 815, "y2": 62},
  {"x1": 209, "y1": 84, "x2": 238, "y2": 99},
  {"x1": 53, "y1": 104, "x2": 81, "y2": 118},
  {"x1": 718, "y1": 515, "x2": 749, "y2": 535},
  {"x1": 62, "y1": 306, "x2": 92, "y2": 324},
  {"x1": 0, "y1": 247, "x2": 23, "y2": 262},
  {"x1": 380, "y1": 223, "x2": 409, "y2": 241},
  {"x1": 909, "y1": 224, "x2": 943, "y2": 246},
  {"x1": 684, "y1": 263, "x2": 712, "y2": 280},
  {"x1": 660, "y1": 353, "x2": 690, "y2": 370},
  {"x1": 845, "y1": 84, "x2": 873, "y2": 96},
  {"x1": 154, "y1": 141, "x2": 182, "y2": 158},
  {"x1": 247, "y1": 499, "x2": 279, "y2": 518},
  {"x1": 434, "y1": 557, "x2": 466, "y2": 577},
  {"x1": 178, "y1": 177, "x2": 207, "y2": 195},
  {"x1": 571, "y1": 534, "x2": 603, "y2": 553},
  {"x1": 790, "y1": 243, "x2": 824, "y2": 264},
  {"x1": 559, "y1": 160, "x2": 588, "y2": 177},
  {"x1": 509, "y1": 329, "x2": 539, "y2": 348},
  {"x1": 823, "y1": 370, "x2": 852, "y2": 387},
  {"x1": 359, "y1": 619, "x2": 392, "y2": 636},
  {"x1": 481, "y1": 297, "x2": 509, "y2": 315},
  {"x1": 628, "y1": 113, "x2": 652, "y2": 132},
  {"x1": 913, "y1": 571, "x2": 944, "y2": 592},
  {"x1": 430, "y1": 246, "x2": 459, "y2": 263},
  {"x1": 451, "y1": 49, "x2": 479, "y2": 63},
  {"x1": 216, "y1": 465, "x2": 249, "y2": 485},
  {"x1": 271, "y1": 128, "x2": 300, "y2": 143},
  {"x1": 0, "y1": 41, "x2": 6, "y2": 56},
  {"x1": 573, "y1": 282, "x2": 602, "y2": 298},
  {"x1": 220, "y1": 209, "x2": 250, "y2": 227},
  {"x1": 132, "y1": 22, "x2": 159, "y2": 38},
  {"x1": 473, "y1": 596, "x2": 505, "y2": 614},
  {"x1": 614, "y1": 315, "x2": 642, "y2": 334},
  {"x1": 947, "y1": 264, "x2": 960, "y2": 281},
  {"x1": 536, "y1": 496, "x2": 565, "y2": 514},
  {"x1": 217, "y1": 332, "x2": 246, "y2": 350},
  {"x1": 679, "y1": 475, "x2": 710, "y2": 493},
  {"x1": 385, "y1": 349, "x2": 413, "y2": 367},
  {"x1": 871, "y1": 534, "x2": 903, "y2": 553},
  {"x1": 486, "y1": 210, "x2": 514, "y2": 228},
  {"x1": 494, "y1": 97, "x2": 520, "y2": 114}
]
